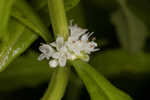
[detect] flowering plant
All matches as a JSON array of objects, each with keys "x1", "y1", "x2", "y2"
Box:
[
  {"x1": 38, "y1": 23, "x2": 99, "y2": 67},
  {"x1": 0, "y1": 0, "x2": 148, "y2": 100}
]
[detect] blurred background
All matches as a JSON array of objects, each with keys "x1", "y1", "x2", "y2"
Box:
[{"x1": 0, "y1": 0, "x2": 150, "y2": 100}]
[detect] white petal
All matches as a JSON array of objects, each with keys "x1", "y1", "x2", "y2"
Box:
[
  {"x1": 39, "y1": 44, "x2": 56, "y2": 60},
  {"x1": 89, "y1": 41, "x2": 98, "y2": 47},
  {"x1": 68, "y1": 54, "x2": 77, "y2": 60},
  {"x1": 73, "y1": 48, "x2": 81, "y2": 55},
  {"x1": 56, "y1": 37, "x2": 64, "y2": 50},
  {"x1": 50, "y1": 42, "x2": 56, "y2": 47},
  {"x1": 88, "y1": 32, "x2": 94, "y2": 38},
  {"x1": 81, "y1": 34, "x2": 88, "y2": 41},
  {"x1": 49, "y1": 60, "x2": 58, "y2": 68},
  {"x1": 39, "y1": 44, "x2": 49, "y2": 53},
  {"x1": 39, "y1": 44, "x2": 54, "y2": 55},
  {"x1": 69, "y1": 24, "x2": 87, "y2": 39},
  {"x1": 59, "y1": 54, "x2": 67, "y2": 67},
  {"x1": 52, "y1": 52, "x2": 60, "y2": 59},
  {"x1": 74, "y1": 42, "x2": 84, "y2": 54},
  {"x1": 93, "y1": 48, "x2": 100, "y2": 52},
  {"x1": 69, "y1": 20, "x2": 74, "y2": 26},
  {"x1": 60, "y1": 46, "x2": 68, "y2": 53},
  {"x1": 38, "y1": 54, "x2": 45, "y2": 61}
]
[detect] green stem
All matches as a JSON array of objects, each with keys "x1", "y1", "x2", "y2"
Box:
[
  {"x1": 41, "y1": 0, "x2": 70, "y2": 100},
  {"x1": 48, "y1": 0, "x2": 69, "y2": 40},
  {"x1": 41, "y1": 67, "x2": 69, "y2": 100}
]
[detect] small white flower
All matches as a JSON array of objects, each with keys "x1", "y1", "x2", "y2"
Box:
[
  {"x1": 66, "y1": 38, "x2": 82, "y2": 55},
  {"x1": 51, "y1": 47, "x2": 68, "y2": 67},
  {"x1": 38, "y1": 22, "x2": 99, "y2": 68},
  {"x1": 50, "y1": 37, "x2": 69, "y2": 67},
  {"x1": 38, "y1": 44, "x2": 55, "y2": 61},
  {"x1": 49, "y1": 59, "x2": 58, "y2": 68},
  {"x1": 58, "y1": 52, "x2": 67, "y2": 67},
  {"x1": 67, "y1": 24, "x2": 99, "y2": 56},
  {"x1": 69, "y1": 24, "x2": 88, "y2": 40},
  {"x1": 56, "y1": 37, "x2": 64, "y2": 50}
]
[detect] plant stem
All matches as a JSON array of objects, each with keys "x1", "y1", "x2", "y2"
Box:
[
  {"x1": 41, "y1": 0, "x2": 70, "y2": 100},
  {"x1": 41, "y1": 67, "x2": 69, "y2": 100},
  {"x1": 48, "y1": 0, "x2": 69, "y2": 40}
]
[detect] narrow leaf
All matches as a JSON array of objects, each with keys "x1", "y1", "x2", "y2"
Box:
[
  {"x1": 127, "y1": 0, "x2": 150, "y2": 27},
  {"x1": 12, "y1": 0, "x2": 51, "y2": 42},
  {"x1": 0, "y1": 19, "x2": 38, "y2": 72},
  {"x1": 72, "y1": 60, "x2": 132, "y2": 100},
  {"x1": 0, "y1": 0, "x2": 15, "y2": 41},
  {"x1": 90, "y1": 49, "x2": 150, "y2": 77},
  {"x1": 30, "y1": 0, "x2": 80, "y2": 11},
  {"x1": 64, "y1": 0, "x2": 80, "y2": 11},
  {"x1": 0, "y1": 52, "x2": 52, "y2": 91},
  {"x1": 111, "y1": 0, "x2": 148, "y2": 53}
]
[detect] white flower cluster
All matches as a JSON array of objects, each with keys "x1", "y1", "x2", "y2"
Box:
[{"x1": 38, "y1": 24, "x2": 99, "y2": 68}]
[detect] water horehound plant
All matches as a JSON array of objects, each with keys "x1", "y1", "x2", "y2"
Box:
[
  {"x1": 39, "y1": 0, "x2": 132, "y2": 100},
  {"x1": 38, "y1": 23, "x2": 99, "y2": 67},
  {"x1": 0, "y1": 0, "x2": 134, "y2": 100}
]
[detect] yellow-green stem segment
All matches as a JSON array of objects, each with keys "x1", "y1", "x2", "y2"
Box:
[
  {"x1": 48, "y1": 0, "x2": 69, "y2": 40},
  {"x1": 41, "y1": 67, "x2": 69, "y2": 100},
  {"x1": 41, "y1": 0, "x2": 70, "y2": 100}
]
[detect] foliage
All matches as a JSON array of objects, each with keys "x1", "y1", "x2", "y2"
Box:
[{"x1": 0, "y1": 0, "x2": 150, "y2": 100}]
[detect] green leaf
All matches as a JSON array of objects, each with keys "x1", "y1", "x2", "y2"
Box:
[
  {"x1": 30, "y1": 0, "x2": 80, "y2": 11},
  {"x1": 12, "y1": 0, "x2": 51, "y2": 42},
  {"x1": 41, "y1": 0, "x2": 70, "y2": 99},
  {"x1": 0, "y1": 0, "x2": 15, "y2": 41},
  {"x1": 64, "y1": 0, "x2": 80, "y2": 11},
  {"x1": 111, "y1": 0, "x2": 148, "y2": 53},
  {"x1": 71, "y1": 60, "x2": 132, "y2": 100},
  {"x1": 29, "y1": 0, "x2": 48, "y2": 11},
  {"x1": 90, "y1": 49, "x2": 150, "y2": 77},
  {"x1": 29, "y1": 0, "x2": 81, "y2": 27},
  {"x1": 0, "y1": 19, "x2": 38, "y2": 72},
  {"x1": 0, "y1": 0, "x2": 54, "y2": 72},
  {"x1": 127, "y1": 0, "x2": 150, "y2": 28},
  {"x1": 0, "y1": 52, "x2": 52, "y2": 91}
]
